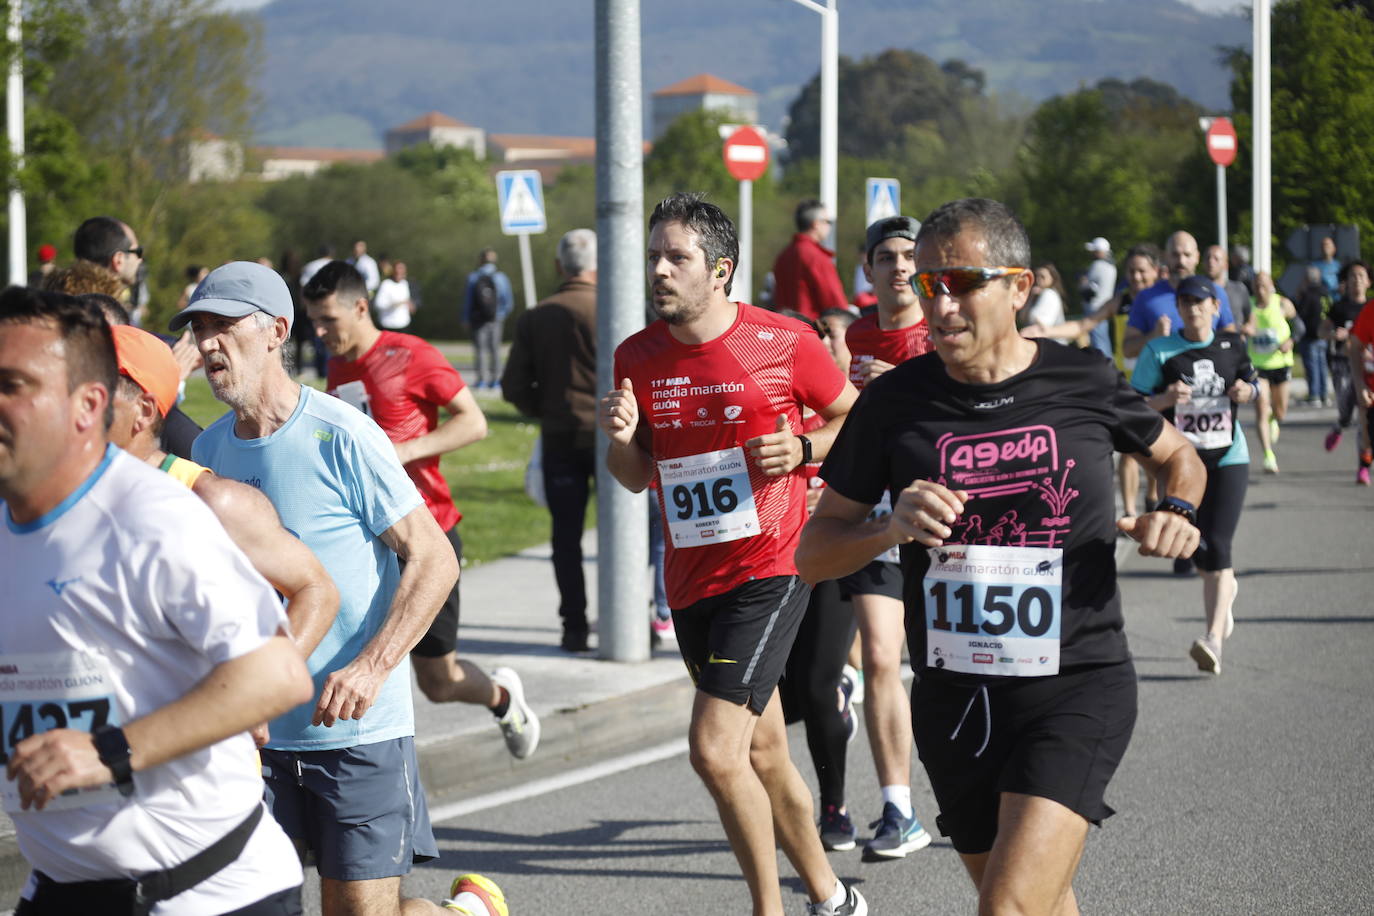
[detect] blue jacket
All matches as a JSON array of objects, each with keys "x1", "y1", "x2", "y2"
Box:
[{"x1": 463, "y1": 263, "x2": 514, "y2": 324}]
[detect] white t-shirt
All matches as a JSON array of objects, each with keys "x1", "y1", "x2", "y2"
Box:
[
  {"x1": 1, "y1": 446, "x2": 301, "y2": 914},
  {"x1": 351, "y1": 254, "x2": 380, "y2": 294},
  {"x1": 375, "y1": 278, "x2": 412, "y2": 329},
  {"x1": 299, "y1": 256, "x2": 330, "y2": 288},
  {"x1": 1027, "y1": 288, "x2": 1066, "y2": 330}
]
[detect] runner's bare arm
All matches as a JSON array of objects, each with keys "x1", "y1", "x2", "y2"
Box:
[
  {"x1": 745, "y1": 383, "x2": 858, "y2": 476},
  {"x1": 8, "y1": 636, "x2": 310, "y2": 810},
  {"x1": 797, "y1": 481, "x2": 968, "y2": 584},
  {"x1": 393, "y1": 386, "x2": 488, "y2": 465},
  {"x1": 194, "y1": 474, "x2": 339, "y2": 657},
  {"x1": 601, "y1": 377, "x2": 654, "y2": 491},
  {"x1": 312, "y1": 505, "x2": 459, "y2": 727},
  {"x1": 1117, "y1": 421, "x2": 1206, "y2": 557}
]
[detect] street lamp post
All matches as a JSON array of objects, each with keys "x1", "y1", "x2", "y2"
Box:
[
  {"x1": 7, "y1": 0, "x2": 26, "y2": 286},
  {"x1": 783, "y1": 0, "x2": 838, "y2": 249}
]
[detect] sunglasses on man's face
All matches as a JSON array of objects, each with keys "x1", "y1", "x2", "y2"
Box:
[
  {"x1": 911, "y1": 266, "x2": 1029, "y2": 299},
  {"x1": 123, "y1": 246, "x2": 144, "y2": 259}
]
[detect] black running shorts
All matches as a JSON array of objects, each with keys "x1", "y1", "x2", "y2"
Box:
[
  {"x1": 912, "y1": 660, "x2": 1138, "y2": 854},
  {"x1": 673, "y1": 575, "x2": 811, "y2": 714},
  {"x1": 410, "y1": 524, "x2": 462, "y2": 658},
  {"x1": 837, "y1": 558, "x2": 903, "y2": 601},
  {"x1": 1257, "y1": 366, "x2": 1292, "y2": 385}
]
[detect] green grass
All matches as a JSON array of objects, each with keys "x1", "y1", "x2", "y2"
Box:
[{"x1": 177, "y1": 379, "x2": 581, "y2": 566}]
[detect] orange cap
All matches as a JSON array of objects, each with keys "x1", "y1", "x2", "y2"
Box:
[{"x1": 111, "y1": 326, "x2": 180, "y2": 417}]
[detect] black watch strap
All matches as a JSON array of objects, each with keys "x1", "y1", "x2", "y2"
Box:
[
  {"x1": 92, "y1": 724, "x2": 135, "y2": 797},
  {"x1": 1154, "y1": 496, "x2": 1198, "y2": 525},
  {"x1": 798, "y1": 435, "x2": 813, "y2": 464}
]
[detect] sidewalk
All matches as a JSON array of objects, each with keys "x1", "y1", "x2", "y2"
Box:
[{"x1": 408, "y1": 530, "x2": 692, "y2": 800}]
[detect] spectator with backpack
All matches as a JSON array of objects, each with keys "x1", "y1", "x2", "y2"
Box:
[{"x1": 463, "y1": 247, "x2": 514, "y2": 389}]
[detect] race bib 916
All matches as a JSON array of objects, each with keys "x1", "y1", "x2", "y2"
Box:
[{"x1": 657, "y1": 447, "x2": 761, "y2": 548}]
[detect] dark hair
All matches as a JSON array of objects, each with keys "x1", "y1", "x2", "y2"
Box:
[
  {"x1": 0, "y1": 286, "x2": 116, "y2": 429},
  {"x1": 302, "y1": 260, "x2": 369, "y2": 306},
  {"x1": 1125, "y1": 243, "x2": 1163, "y2": 268},
  {"x1": 648, "y1": 192, "x2": 740, "y2": 296},
  {"x1": 777, "y1": 308, "x2": 822, "y2": 338},
  {"x1": 73, "y1": 217, "x2": 132, "y2": 265},
  {"x1": 79, "y1": 292, "x2": 132, "y2": 326},
  {"x1": 794, "y1": 198, "x2": 826, "y2": 232},
  {"x1": 1339, "y1": 259, "x2": 1370, "y2": 283},
  {"x1": 914, "y1": 198, "x2": 1030, "y2": 269},
  {"x1": 819, "y1": 307, "x2": 857, "y2": 330},
  {"x1": 185, "y1": 264, "x2": 204, "y2": 282},
  {"x1": 1034, "y1": 262, "x2": 1067, "y2": 302}
]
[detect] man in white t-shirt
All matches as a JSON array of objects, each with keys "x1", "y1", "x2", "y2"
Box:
[
  {"x1": 374, "y1": 260, "x2": 415, "y2": 330},
  {"x1": 348, "y1": 240, "x2": 380, "y2": 297},
  {"x1": 0, "y1": 287, "x2": 312, "y2": 915}
]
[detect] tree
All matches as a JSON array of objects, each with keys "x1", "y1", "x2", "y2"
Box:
[
  {"x1": 1011, "y1": 78, "x2": 1212, "y2": 282},
  {"x1": 645, "y1": 108, "x2": 743, "y2": 203},
  {"x1": 1226, "y1": 0, "x2": 1374, "y2": 253}
]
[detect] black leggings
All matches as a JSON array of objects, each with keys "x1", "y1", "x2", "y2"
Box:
[
  {"x1": 779, "y1": 579, "x2": 856, "y2": 809},
  {"x1": 1194, "y1": 461, "x2": 1248, "y2": 571}
]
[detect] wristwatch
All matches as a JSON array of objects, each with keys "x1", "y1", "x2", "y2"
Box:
[
  {"x1": 797, "y1": 435, "x2": 814, "y2": 464},
  {"x1": 1154, "y1": 496, "x2": 1198, "y2": 526},
  {"x1": 92, "y1": 724, "x2": 135, "y2": 797}
]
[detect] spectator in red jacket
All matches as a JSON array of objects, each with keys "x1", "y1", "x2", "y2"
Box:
[{"x1": 772, "y1": 198, "x2": 848, "y2": 320}]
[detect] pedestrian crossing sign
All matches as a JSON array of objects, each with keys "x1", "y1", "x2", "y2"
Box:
[
  {"x1": 865, "y1": 177, "x2": 901, "y2": 228},
  {"x1": 496, "y1": 170, "x2": 547, "y2": 236}
]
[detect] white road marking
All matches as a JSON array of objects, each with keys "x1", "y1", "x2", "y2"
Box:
[{"x1": 426, "y1": 738, "x2": 690, "y2": 824}]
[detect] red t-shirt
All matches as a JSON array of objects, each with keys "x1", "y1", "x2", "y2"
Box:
[
  {"x1": 326, "y1": 331, "x2": 465, "y2": 531},
  {"x1": 614, "y1": 303, "x2": 847, "y2": 608},
  {"x1": 772, "y1": 234, "x2": 848, "y2": 321},
  {"x1": 1352, "y1": 300, "x2": 1374, "y2": 390},
  {"x1": 844, "y1": 312, "x2": 933, "y2": 389}
]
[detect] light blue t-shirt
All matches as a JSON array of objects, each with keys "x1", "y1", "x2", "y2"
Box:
[
  {"x1": 1128, "y1": 279, "x2": 1236, "y2": 334},
  {"x1": 193, "y1": 385, "x2": 423, "y2": 750}
]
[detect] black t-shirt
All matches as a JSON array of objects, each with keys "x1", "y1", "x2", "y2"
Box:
[
  {"x1": 821, "y1": 341, "x2": 1163, "y2": 684},
  {"x1": 1135, "y1": 331, "x2": 1255, "y2": 467},
  {"x1": 1329, "y1": 297, "x2": 1367, "y2": 357}
]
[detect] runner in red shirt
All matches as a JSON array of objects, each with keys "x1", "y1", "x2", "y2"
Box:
[
  {"x1": 839, "y1": 216, "x2": 939, "y2": 859},
  {"x1": 772, "y1": 198, "x2": 849, "y2": 321},
  {"x1": 1350, "y1": 299, "x2": 1374, "y2": 484},
  {"x1": 600, "y1": 193, "x2": 864, "y2": 916},
  {"x1": 304, "y1": 261, "x2": 540, "y2": 760}
]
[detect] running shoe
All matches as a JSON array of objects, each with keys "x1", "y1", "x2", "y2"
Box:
[
  {"x1": 490, "y1": 667, "x2": 540, "y2": 759},
  {"x1": 651, "y1": 615, "x2": 676, "y2": 644},
  {"x1": 806, "y1": 883, "x2": 868, "y2": 916},
  {"x1": 819, "y1": 804, "x2": 857, "y2": 851},
  {"x1": 864, "y1": 802, "x2": 932, "y2": 859},
  {"x1": 837, "y1": 671, "x2": 858, "y2": 743},
  {"x1": 1263, "y1": 449, "x2": 1279, "y2": 474},
  {"x1": 841, "y1": 663, "x2": 864, "y2": 706},
  {"x1": 1325, "y1": 427, "x2": 1343, "y2": 452},
  {"x1": 1359, "y1": 467, "x2": 1371, "y2": 487},
  {"x1": 444, "y1": 873, "x2": 508, "y2": 916},
  {"x1": 1269, "y1": 417, "x2": 1281, "y2": 443},
  {"x1": 1190, "y1": 634, "x2": 1222, "y2": 675}
]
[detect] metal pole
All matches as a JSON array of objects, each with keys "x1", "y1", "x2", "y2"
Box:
[
  {"x1": 594, "y1": 0, "x2": 648, "y2": 662},
  {"x1": 735, "y1": 178, "x2": 752, "y2": 304},
  {"x1": 516, "y1": 232, "x2": 537, "y2": 308},
  {"x1": 820, "y1": 0, "x2": 838, "y2": 249},
  {"x1": 7, "y1": 0, "x2": 26, "y2": 286},
  {"x1": 1216, "y1": 163, "x2": 1227, "y2": 253},
  {"x1": 1253, "y1": 0, "x2": 1271, "y2": 274}
]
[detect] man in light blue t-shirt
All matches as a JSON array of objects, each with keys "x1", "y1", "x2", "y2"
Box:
[
  {"x1": 1124, "y1": 230, "x2": 1237, "y2": 359},
  {"x1": 173, "y1": 262, "x2": 468, "y2": 914}
]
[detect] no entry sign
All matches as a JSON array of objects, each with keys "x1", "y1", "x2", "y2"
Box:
[
  {"x1": 722, "y1": 126, "x2": 770, "y2": 182},
  {"x1": 1206, "y1": 117, "x2": 1238, "y2": 168}
]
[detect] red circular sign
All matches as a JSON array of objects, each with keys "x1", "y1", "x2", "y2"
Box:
[
  {"x1": 722, "y1": 126, "x2": 770, "y2": 182},
  {"x1": 1206, "y1": 117, "x2": 1238, "y2": 168}
]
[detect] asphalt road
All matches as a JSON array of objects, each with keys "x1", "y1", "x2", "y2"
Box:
[{"x1": 290, "y1": 406, "x2": 1374, "y2": 913}]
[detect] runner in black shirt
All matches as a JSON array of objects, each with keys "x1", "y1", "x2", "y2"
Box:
[
  {"x1": 1132, "y1": 275, "x2": 1258, "y2": 674},
  {"x1": 797, "y1": 198, "x2": 1205, "y2": 915}
]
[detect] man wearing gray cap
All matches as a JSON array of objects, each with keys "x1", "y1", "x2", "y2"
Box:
[
  {"x1": 1081, "y1": 237, "x2": 1117, "y2": 358},
  {"x1": 834, "y1": 215, "x2": 936, "y2": 860},
  {"x1": 172, "y1": 262, "x2": 468, "y2": 914}
]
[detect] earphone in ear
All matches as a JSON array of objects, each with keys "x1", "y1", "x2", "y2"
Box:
[
  {"x1": 716, "y1": 268, "x2": 727, "y2": 278},
  {"x1": 715, "y1": 258, "x2": 728, "y2": 278}
]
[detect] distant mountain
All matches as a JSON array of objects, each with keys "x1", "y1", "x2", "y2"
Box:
[{"x1": 251, "y1": 0, "x2": 1247, "y2": 149}]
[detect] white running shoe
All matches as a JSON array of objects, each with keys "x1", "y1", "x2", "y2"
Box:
[{"x1": 491, "y1": 667, "x2": 540, "y2": 759}]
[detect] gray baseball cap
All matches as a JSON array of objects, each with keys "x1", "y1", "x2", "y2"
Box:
[
  {"x1": 169, "y1": 261, "x2": 293, "y2": 333},
  {"x1": 865, "y1": 216, "x2": 921, "y2": 259}
]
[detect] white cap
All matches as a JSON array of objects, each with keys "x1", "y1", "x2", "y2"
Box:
[{"x1": 1084, "y1": 237, "x2": 1111, "y2": 253}]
